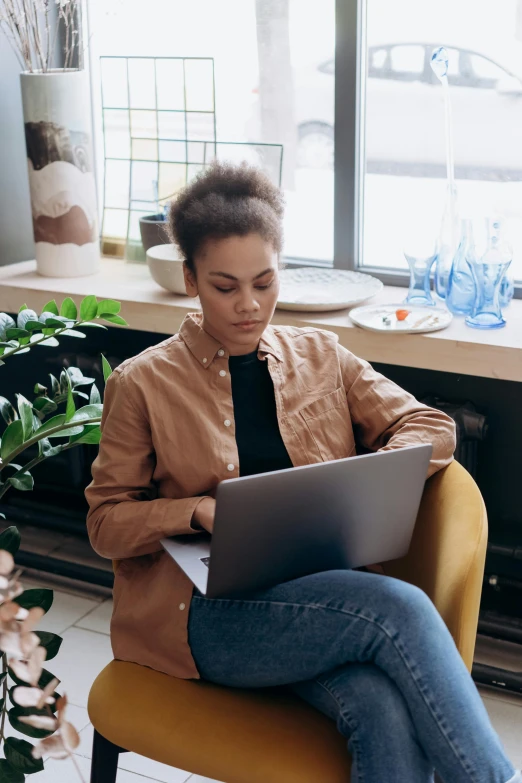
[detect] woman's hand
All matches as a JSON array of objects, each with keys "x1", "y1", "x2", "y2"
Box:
[{"x1": 192, "y1": 497, "x2": 216, "y2": 534}]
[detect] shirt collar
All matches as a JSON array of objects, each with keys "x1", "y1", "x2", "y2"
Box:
[{"x1": 178, "y1": 313, "x2": 283, "y2": 367}]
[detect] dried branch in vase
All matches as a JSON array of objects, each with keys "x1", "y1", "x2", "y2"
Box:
[{"x1": 0, "y1": 0, "x2": 83, "y2": 73}]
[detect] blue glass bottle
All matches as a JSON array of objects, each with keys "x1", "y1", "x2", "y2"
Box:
[
  {"x1": 446, "y1": 218, "x2": 475, "y2": 315},
  {"x1": 488, "y1": 220, "x2": 515, "y2": 307}
]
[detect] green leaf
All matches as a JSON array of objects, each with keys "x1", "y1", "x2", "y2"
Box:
[
  {"x1": 35, "y1": 414, "x2": 84, "y2": 439},
  {"x1": 30, "y1": 334, "x2": 59, "y2": 347},
  {"x1": 70, "y1": 403, "x2": 103, "y2": 423},
  {"x1": 69, "y1": 424, "x2": 102, "y2": 445},
  {"x1": 96, "y1": 299, "x2": 121, "y2": 316},
  {"x1": 0, "y1": 759, "x2": 25, "y2": 783},
  {"x1": 8, "y1": 471, "x2": 34, "y2": 492},
  {"x1": 36, "y1": 413, "x2": 65, "y2": 434},
  {"x1": 68, "y1": 368, "x2": 95, "y2": 387},
  {"x1": 80, "y1": 295, "x2": 98, "y2": 321},
  {"x1": 9, "y1": 667, "x2": 60, "y2": 690},
  {"x1": 6, "y1": 328, "x2": 30, "y2": 340},
  {"x1": 101, "y1": 354, "x2": 113, "y2": 384},
  {"x1": 60, "y1": 328, "x2": 86, "y2": 338},
  {"x1": 49, "y1": 374, "x2": 60, "y2": 397},
  {"x1": 32, "y1": 397, "x2": 58, "y2": 416},
  {"x1": 100, "y1": 314, "x2": 128, "y2": 326},
  {"x1": 8, "y1": 706, "x2": 54, "y2": 739},
  {"x1": 80, "y1": 322, "x2": 108, "y2": 329},
  {"x1": 89, "y1": 384, "x2": 101, "y2": 405},
  {"x1": 0, "y1": 526, "x2": 21, "y2": 555},
  {"x1": 18, "y1": 304, "x2": 28, "y2": 313},
  {"x1": 17, "y1": 309, "x2": 38, "y2": 331},
  {"x1": 60, "y1": 297, "x2": 77, "y2": 319},
  {"x1": 16, "y1": 394, "x2": 34, "y2": 439},
  {"x1": 0, "y1": 314, "x2": 16, "y2": 341},
  {"x1": 35, "y1": 631, "x2": 62, "y2": 660},
  {"x1": 17, "y1": 588, "x2": 54, "y2": 614},
  {"x1": 38, "y1": 438, "x2": 63, "y2": 458},
  {"x1": 0, "y1": 396, "x2": 18, "y2": 425},
  {"x1": 1, "y1": 420, "x2": 24, "y2": 461},
  {"x1": 42, "y1": 299, "x2": 59, "y2": 315},
  {"x1": 41, "y1": 317, "x2": 72, "y2": 329},
  {"x1": 65, "y1": 376, "x2": 75, "y2": 423},
  {"x1": 4, "y1": 737, "x2": 44, "y2": 774},
  {"x1": 23, "y1": 321, "x2": 43, "y2": 332}
]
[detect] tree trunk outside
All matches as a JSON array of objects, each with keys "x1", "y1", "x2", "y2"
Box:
[{"x1": 255, "y1": 0, "x2": 297, "y2": 189}]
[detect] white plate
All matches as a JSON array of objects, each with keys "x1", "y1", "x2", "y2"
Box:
[
  {"x1": 349, "y1": 304, "x2": 453, "y2": 333},
  {"x1": 276, "y1": 268, "x2": 383, "y2": 312}
]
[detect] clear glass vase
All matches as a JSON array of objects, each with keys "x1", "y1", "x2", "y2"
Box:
[
  {"x1": 446, "y1": 218, "x2": 476, "y2": 316},
  {"x1": 403, "y1": 251, "x2": 438, "y2": 306},
  {"x1": 465, "y1": 228, "x2": 511, "y2": 330},
  {"x1": 488, "y1": 219, "x2": 514, "y2": 308}
]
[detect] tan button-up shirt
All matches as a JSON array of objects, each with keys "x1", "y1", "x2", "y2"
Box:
[{"x1": 85, "y1": 313, "x2": 456, "y2": 679}]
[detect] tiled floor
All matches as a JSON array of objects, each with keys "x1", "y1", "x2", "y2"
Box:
[{"x1": 1, "y1": 571, "x2": 521, "y2": 783}]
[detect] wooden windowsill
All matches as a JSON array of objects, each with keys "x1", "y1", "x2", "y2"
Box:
[{"x1": 0, "y1": 258, "x2": 521, "y2": 382}]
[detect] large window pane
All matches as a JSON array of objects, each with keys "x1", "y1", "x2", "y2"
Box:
[
  {"x1": 361, "y1": 0, "x2": 522, "y2": 280},
  {"x1": 88, "y1": 0, "x2": 335, "y2": 264}
]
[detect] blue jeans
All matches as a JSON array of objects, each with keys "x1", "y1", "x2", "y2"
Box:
[{"x1": 188, "y1": 569, "x2": 519, "y2": 783}]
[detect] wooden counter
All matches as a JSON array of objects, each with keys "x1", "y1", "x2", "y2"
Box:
[{"x1": 1, "y1": 258, "x2": 521, "y2": 382}]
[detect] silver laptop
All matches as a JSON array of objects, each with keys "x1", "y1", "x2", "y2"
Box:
[{"x1": 161, "y1": 443, "x2": 432, "y2": 599}]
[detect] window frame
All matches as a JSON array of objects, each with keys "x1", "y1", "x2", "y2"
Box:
[{"x1": 334, "y1": 0, "x2": 522, "y2": 297}]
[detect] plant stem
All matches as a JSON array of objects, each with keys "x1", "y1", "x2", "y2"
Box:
[
  {"x1": 0, "y1": 441, "x2": 80, "y2": 501},
  {"x1": 0, "y1": 420, "x2": 101, "y2": 473},
  {"x1": 0, "y1": 454, "x2": 46, "y2": 500},
  {"x1": 0, "y1": 653, "x2": 7, "y2": 742},
  {"x1": 0, "y1": 324, "x2": 77, "y2": 361}
]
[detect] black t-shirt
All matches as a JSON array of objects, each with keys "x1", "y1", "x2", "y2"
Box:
[{"x1": 229, "y1": 349, "x2": 293, "y2": 477}]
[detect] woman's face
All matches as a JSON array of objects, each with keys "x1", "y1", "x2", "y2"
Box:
[{"x1": 183, "y1": 232, "x2": 280, "y2": 356}]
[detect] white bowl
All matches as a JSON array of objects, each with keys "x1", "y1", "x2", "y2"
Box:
[{"x1": 146, "y1": 244, "x2": 188, "y2": 295}]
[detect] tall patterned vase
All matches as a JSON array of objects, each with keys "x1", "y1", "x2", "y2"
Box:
[{"x1": 20, "y1": 70, "x2": 100, "y2": 277}]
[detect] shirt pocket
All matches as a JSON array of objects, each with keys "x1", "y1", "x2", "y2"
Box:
[{"x1": 297, "y1": 386, "x2": 356, "y2": 462}]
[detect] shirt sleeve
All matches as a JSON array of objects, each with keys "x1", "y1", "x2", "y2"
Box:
[
  {"x1": 85, "y1": 368, "x2": 207, "y2": 560},
  {"x1": 338, "y1": 344, "x2": 456, "y2": 477}
]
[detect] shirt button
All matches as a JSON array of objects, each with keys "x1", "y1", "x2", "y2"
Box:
[
  {"x1": 224, "y1": 419, "x2": 231, "y2": 427},
  {"x1": 227, "y1": 463, "x2": 234, "y2": 471},
  {"x1": 179, "y1": 603, "x2": 186, "y2": 610},
  {"x1": 219, "y1": 370, "x2": 226, "y2": 377},
  {"x1": 218, "y1": 349, "x2": 225, "y2": 357},
  {"x1": 202, "y1": 357, "x2": 207, "y2": 364}
]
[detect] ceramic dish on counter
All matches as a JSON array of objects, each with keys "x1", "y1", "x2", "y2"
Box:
[
  {"x1": 349, "y1": 304, "x2": 453, "y2": 333},
  {"x1": 276, "y1": 268, "x2": 383, "y2": 312}
]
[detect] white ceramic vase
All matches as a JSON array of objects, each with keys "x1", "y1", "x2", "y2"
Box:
[{"x1": 20, "y1": 70, "x2": 100, "y2": 277}]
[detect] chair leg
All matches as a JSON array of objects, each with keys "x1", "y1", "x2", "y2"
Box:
[{"x1": 90, "y1": 729, "x2": 126, "y2": 783}]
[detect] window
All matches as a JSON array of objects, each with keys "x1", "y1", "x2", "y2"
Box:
[
  {"x1": 88, "y1": 0, "x2": 522, "y2": 288},
  {"x1": 354, "y1": 0, "x2": 522, "y2": 283},
  {"x1": 87, "y1": 0, "x2": 335, "y2": 265}
]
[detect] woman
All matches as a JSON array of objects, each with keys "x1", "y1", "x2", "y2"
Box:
[{"x1": 85, "y1": 162, "x2": 521, "y2": 783}]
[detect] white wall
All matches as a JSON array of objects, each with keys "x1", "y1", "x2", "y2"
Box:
[{"x1": 0, "y1": 35, "x2": 35, "y2": 266}]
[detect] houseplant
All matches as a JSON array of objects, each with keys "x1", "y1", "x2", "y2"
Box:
[
  {"x1": 0, "y1": 294, "x2": 127, "y2": 780},
  {"x1": 0, "y1": 0, "x2": 100, "y2": 278}
]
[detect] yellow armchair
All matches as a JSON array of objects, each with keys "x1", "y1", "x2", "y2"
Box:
[{"x1": 88, "y1": 460, "x2": 488, "y2": 783}]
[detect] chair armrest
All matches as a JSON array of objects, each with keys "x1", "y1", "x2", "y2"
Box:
[{"x1": 383, "y1": 460, "x2": 488, "y2": 671}]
